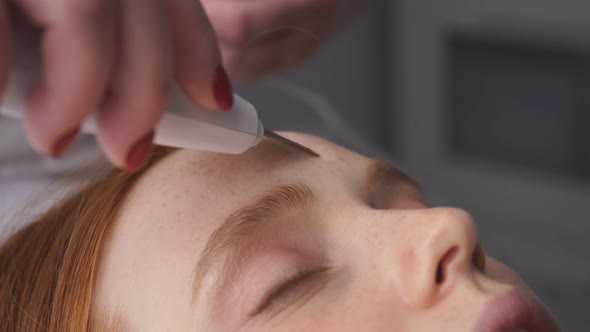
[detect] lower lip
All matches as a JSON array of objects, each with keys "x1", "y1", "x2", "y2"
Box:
[{"x1": 473, "y1": 288, "x2": 560, "y2": 332}]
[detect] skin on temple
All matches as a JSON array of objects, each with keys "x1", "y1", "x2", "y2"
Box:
[{"x1": 90, "y1": 132, "x2": 539, "y2": 331}]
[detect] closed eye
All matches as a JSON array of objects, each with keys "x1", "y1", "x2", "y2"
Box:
[{"x1": 250, "y1": 266, "x2": 331, "y2": 317}]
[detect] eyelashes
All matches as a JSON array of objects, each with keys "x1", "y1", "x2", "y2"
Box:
[{"x1": 250, "y1": 266, "x2": 331, "y2": 317}]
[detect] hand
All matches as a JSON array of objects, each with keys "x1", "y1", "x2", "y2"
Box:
[
  {"x1": 0, "y1": 0, "x2": 233, "y2": 171},
  {"x1": 202, "y1": 0, "x2": 372, "y2": 80}
]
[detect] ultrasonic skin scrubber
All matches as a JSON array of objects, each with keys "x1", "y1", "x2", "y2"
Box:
[{"x1": 1, "y1": 81, "x2": 317, "y2": 156}]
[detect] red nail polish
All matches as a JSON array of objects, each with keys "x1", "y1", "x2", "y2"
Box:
[
  {"x1": 213, "y1": 65, "x2": 233, "y2": 111},
  {"x1": 126, "y1": 131, "x2": 154, "y2": 172},
  {"x1": 52, "y1": 127, "x2": 80, "y2": 158}
]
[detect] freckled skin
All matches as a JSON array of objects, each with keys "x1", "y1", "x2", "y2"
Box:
[{"x1": 93, "y1": 132, "x2": 548, "y2": 332}]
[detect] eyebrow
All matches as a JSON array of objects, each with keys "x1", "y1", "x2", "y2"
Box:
[
  {"x1": 191, "y1": 184, "x2": 316, "y2": 301},
  {"x1": 191, "y1": 160, "x2": 421, "y2": 302},
  {"x1": 366, "y1": 160, "x2": 422, "y2": 194}
]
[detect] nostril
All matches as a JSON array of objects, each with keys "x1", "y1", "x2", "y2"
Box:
[{"x1": 435, "y1": 246, "x2": 458, "y2": 284}]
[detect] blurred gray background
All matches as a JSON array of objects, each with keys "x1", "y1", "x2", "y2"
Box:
[
  {"x1": 236, "y1": 0, "x2": 589, "y2": 330},
  {"x1": 1, "y1": 0, "x2": 588, "y2": 329}
]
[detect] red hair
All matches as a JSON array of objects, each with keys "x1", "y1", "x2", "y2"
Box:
[{"x1": 0, "y1": 147, "x2": 174, "y2": 331}]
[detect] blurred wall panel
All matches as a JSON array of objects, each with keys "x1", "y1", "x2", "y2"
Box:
[
  {"x1": 391, "y1": 0, "x2": 590, "y2": 329},
  {"x1": 235, "y1": 2, "x2": 391, "y2": 151}
]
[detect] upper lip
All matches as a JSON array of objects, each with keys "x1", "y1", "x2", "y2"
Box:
[{"x1": 473, "y1": 288, "x2": 561, "y2": 332}]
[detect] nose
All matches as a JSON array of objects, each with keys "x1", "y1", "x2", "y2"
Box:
[{"x1": 374, "y1": 207, "x2": 483, "y2": 308}]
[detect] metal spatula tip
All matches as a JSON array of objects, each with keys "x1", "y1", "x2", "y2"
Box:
[{"x1": 263, "y1": 130, "x2": 319, "y2": 157}]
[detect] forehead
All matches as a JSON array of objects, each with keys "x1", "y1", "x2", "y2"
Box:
[
  {"x1": 135, "y1": 132, "x2": 365, "y2": 204},
  {"x1": 115, "y1": 132, "x2": 367, "y2": 250},
  {"x1": 111, "y1": 134, "x2": 365, "y2": 266}
]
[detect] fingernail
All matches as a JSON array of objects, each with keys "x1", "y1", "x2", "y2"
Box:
[
  {"x1": 213, "y1": 65, "x2": 233, "y2": 111},
  {"x1": 126, "y1": 131, "x2": 154, "y2": 172},
  {"x1": 52, "y1": 127, "x2": 80, "y2": 158}
]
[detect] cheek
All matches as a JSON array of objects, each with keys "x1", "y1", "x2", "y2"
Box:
[
  {"x1": 304, "y1": 281, "x2": 407, "y2": 332},
  {"x1": 484, "y1": 257, "x2": 529, "y2": 289},
  {"x1": 310, "y1": 299, "x2": 407, "y2": 332}
]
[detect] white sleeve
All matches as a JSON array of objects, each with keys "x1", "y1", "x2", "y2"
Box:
[{"x1": 0, "y1": 117, "x2": 100, "y2": 235}]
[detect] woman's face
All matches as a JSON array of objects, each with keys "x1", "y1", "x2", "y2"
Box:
[{"x1": 95, "y1": 133, "x2": 559, "y2": 331}]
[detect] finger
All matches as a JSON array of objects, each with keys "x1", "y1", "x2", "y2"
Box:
[
  {"x1": 166, "y1": 0, "x2": 232, "y2": 111},
  {"x1": 0, "y1": 1, "x2": 12, "y2": 98},
  {"x1": 95, "y1": 0, "x2": 172, "y2": 171},
  {"x1": 18, "y1": 0, "x2": 117, "y2": 157}
]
